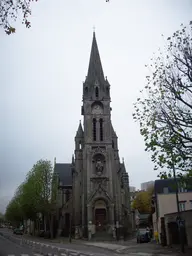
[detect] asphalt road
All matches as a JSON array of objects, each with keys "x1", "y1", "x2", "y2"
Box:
[
  {"x1": 0, "y1": 235, "x2": 39, "y2": 256},
  {"x1": 0, "y1": 228, "x2": 187, "y2": 256}
]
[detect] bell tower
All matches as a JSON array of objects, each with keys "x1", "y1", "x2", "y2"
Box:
[
  {"x1": 72, "y1": 32, "x2": 129, "y2": 239},
  {"x1": 82, "y1": 32, "x2": 112, "y2": 145}
]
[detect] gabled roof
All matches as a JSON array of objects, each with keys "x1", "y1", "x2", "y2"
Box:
[
  {"x1": 54, "y1": 163, "x2": 72, "y2": 186},
  {"x1": 86, "y1": 32, "x2": 105, "y2": 85}
]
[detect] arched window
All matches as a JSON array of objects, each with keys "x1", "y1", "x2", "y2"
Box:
[
  {"x1": 79, "y1": 141, "x2": 82, "y2": 149},
  {"x1": 93, "y1": 118, "x2": 96, "y2": 141},
  {"x1": 112, "y1": 140, "x2": 114, "y2": 149},
  {"x1": 95, "y1": 87, "x2": 99, "y2": 98},
  {"x1": 99, "y1": 118, "x2": 103, "y2": 141}
]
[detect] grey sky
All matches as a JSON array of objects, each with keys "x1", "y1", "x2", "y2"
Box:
[{"x1": 0, "y1": 0, "x2": 192, "y2": 213}]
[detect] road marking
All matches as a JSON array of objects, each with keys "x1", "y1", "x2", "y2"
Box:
[
  {"x1": 128, "y1": 253, "x2": 153, "y2": 256},
  {"x1": 21, "y1": 254, "x2": 29, "y2": 256}
]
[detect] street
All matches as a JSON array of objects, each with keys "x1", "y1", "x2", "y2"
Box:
[
  {"x1": 0, "y1": 229, "x2": 188, "y2": 256},
  {"x1": 0, "y1": 235, "x2": 40, "y2": 256}
]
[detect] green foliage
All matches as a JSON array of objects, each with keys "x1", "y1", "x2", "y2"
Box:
[
  {"x1": 0, "y1": 212, "x2": 4, "y2": 223},
  {"x1": 0, "y1": 0, "x2": 38, "y2": 34},
  {"x1": 5, "y1": 183, "x2": 25, "y2": 223},
  {"x1": 5, "y1": 159, "x2": 58, "y2": 223},
  {"x1": 133, "y1": 21, "x2": 192, "y2": 178}
]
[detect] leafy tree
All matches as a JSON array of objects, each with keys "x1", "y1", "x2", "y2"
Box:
[
  {"x1": 5, "y1": 159, "x2": 58, "y2": 238},
  {"x1": 133, "y1": 21, "x2": 192, "y2": 178},
  {"x1": 0, "y1": 212, "x2": 4, "y2": 224},
  {"x1": 5, "y1": 183, "x2": 25, "y2": 225},
  {"x1": 0, "y1": 0, "x2": 38, "y2": 35},
  {"x1": 132, "y1": 187, "x2": 154, "y2": 213}
]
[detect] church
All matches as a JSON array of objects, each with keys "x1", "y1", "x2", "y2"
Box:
[{"x1": 54, "y1": 32, "x2": 131, "y2": 239}]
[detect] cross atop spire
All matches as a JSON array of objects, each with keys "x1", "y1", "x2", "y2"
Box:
[{"x1": 86, "y1": 32, "x2": 105, "y2": 84}]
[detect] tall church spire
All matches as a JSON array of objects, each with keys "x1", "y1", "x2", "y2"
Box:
[{"x1": 86, "y1": 32, "x2": 105, "y2": 84}]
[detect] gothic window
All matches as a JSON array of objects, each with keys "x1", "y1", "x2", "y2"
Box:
[
  {"x1": 79, "y1": 141, "x2": 82, "y2": 149},
  {"x1": 112, "y1": 140, "x2": 114, "y2": 149},
  {"x1": 93, "y1": 118, "x2": 96, "y2": 141},
  {"x1": 65, "y1": 190, "x2": 70, "y2": 202},
  {"x1": 95, "y1": 87, "x2": 99, "y2": 98},
  {"x1": 84, "y1": 87, "x2": 88, "y2": 95},
  {"x1": 99, "y1": 118, "x2": 103, "y2": 141}
]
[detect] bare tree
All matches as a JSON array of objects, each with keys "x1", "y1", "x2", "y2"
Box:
[{"x1": 133, "y1": 21, "x2": 192, "y2": 178}]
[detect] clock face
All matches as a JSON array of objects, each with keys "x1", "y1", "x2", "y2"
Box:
[{"x1": 92, "y1": 105, "x2": 103, "y2": 115}]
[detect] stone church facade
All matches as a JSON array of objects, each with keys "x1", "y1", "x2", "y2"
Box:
[{"x1": 54, "y1": 32, "x2": 130, "y2": 239}]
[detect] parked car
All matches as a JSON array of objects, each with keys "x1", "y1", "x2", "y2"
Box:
[
  {"x1": 13, "y1": 227, "x2": 23, "y2": 235},
  {"x1": 137, "y1": 228, "x2": 150, "y2": 243}
]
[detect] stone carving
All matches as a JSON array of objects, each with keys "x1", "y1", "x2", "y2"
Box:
[
  {"x1": 95, "y1": 159, "x2": 104, "y2": 175},
  {"x1": 92, "y1": 146, "x2": 106, "y2": 155}
]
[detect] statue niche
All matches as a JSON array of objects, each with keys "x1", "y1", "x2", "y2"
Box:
[{"x1": 93, "y1": 153, "x2": 105, "y2": 176}]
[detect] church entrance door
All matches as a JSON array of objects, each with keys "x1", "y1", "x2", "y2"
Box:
[{"x1": 95, "y1": 208, "x2": 106, "y2": 231}]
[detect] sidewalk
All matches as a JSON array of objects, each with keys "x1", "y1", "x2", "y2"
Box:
[{"x1": 161, "y1": 244, "x2": 192, "y2": 256}]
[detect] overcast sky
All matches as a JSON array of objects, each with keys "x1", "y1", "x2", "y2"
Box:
[{"x1": 0, "y1": 0, "x2": 192, "y2": 213}]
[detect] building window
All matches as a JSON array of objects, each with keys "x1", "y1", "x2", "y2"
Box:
[
  {"x1": 112, "y1": 140, "x2": 114, "y2": 149},
  {"x1": 163, "y1": 187, "x2": 169, "y2": 194},
  {"x1": 95, "y1": 87, "x2": 99, "y2": 98},
  {"x1": 84, "y1": 87, "x2": 88, "y2": 95},
  {"x1": 93, "y1": 118, "x2": 96, "y2": 141},
  {"x1": 179, "y1": 201, "x2": 186, "y2": 212},
  {"x1": 106, "y1": 86, "x2": 109, "y2": 96},
  {"x1": 99, "y1": 118, "x2": 103, "y2": 141},
  {"x1": 79, "y1": 141, "x2": 82, "y2": 149}
]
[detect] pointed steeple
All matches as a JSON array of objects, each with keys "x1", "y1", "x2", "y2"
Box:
[
  {"x1": 111, "y1": 124, "x2": 117, "y2": 138},
  {"x1": 86, "y1": 32, "x2": 105, "y2": 84},
  {"x1": 76, "y1": 120, "x2": 84, "y2": 138}
]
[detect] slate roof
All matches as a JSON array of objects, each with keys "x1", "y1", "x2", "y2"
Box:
[
  {"x1": 54, "y1": 163, "x2": 72, "y2": 187},
  {"x1": 154, "y1": 177, "x2": 192, "y2": 194}
]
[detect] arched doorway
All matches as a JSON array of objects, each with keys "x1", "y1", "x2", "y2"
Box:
[{"x1": 94, "y1": 199, "x2": 107, "y2": 231}]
